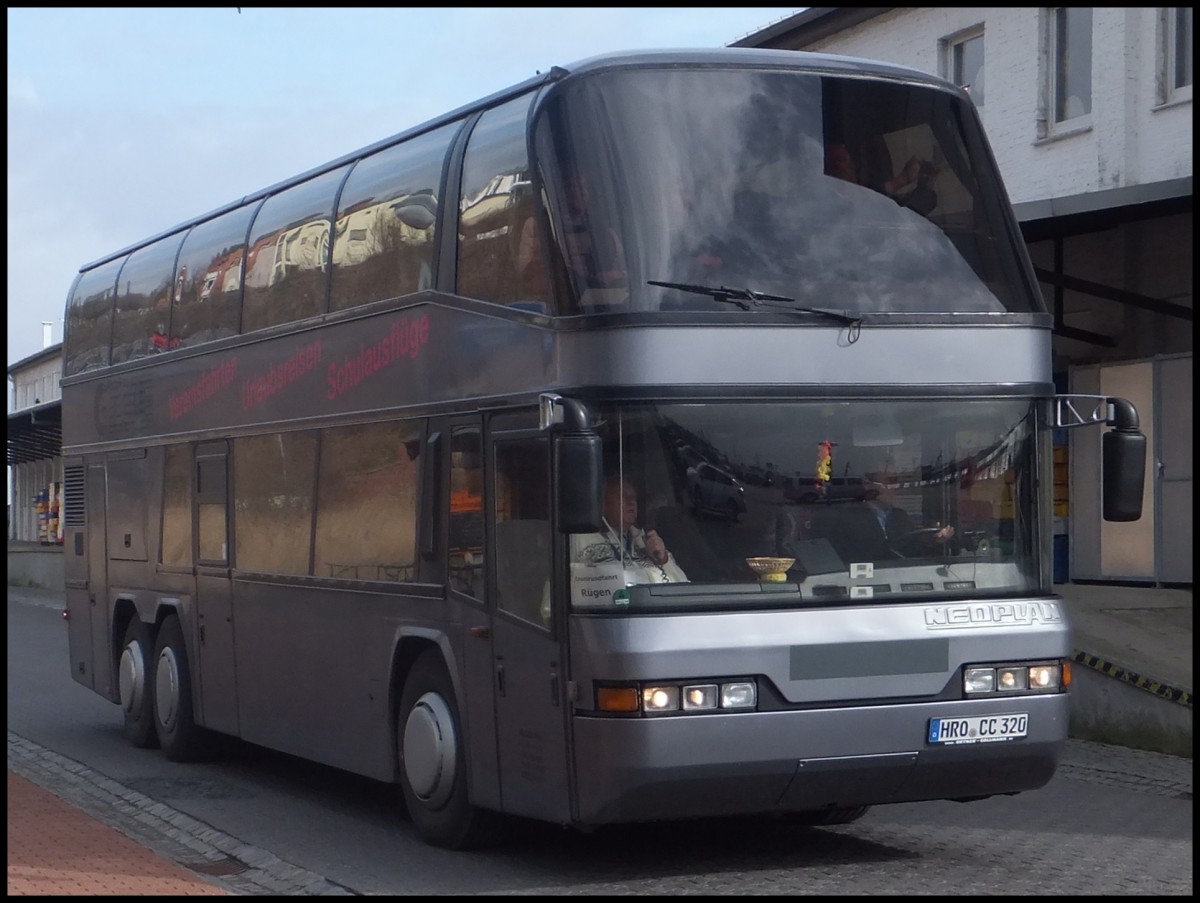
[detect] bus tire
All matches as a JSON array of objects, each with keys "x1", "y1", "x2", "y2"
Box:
[
  {"x1": 397, "y1": 649, "x2": 493, "y2": 849},
  {"x1": 118, "y1": 617, "x2": 159, "y2": 749},
  {"x1": 152, "y1": 614, "x2": 207, "y2": 762}
]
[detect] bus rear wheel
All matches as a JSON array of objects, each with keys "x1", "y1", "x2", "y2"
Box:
[
  {"x1": 397, "y1": 649, "x2": 494, "y2": 849},
  {"x1": 118, "y1": 617, "x2": 159, "y2": 748},
  {"x1": 152, "y1": 614, "x2": 207, "y2": 762}
]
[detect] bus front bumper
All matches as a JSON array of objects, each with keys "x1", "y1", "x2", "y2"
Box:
[{"x1": 570, "y1": 693, "x2": 1068, "y2": 825}]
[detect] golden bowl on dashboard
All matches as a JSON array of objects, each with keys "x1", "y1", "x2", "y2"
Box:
[{"x1": 745, "y1": 557, "x2": 795, "y2": 582}]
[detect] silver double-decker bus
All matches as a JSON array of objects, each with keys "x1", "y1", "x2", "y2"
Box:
[{"x1": 60, "y1": 48, "x2": 1146, "y2": 849}]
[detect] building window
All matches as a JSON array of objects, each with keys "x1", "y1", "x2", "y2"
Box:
[
  {"x1": 1050, "y1": 7, "x2": 1092, "y2": 125},
  {"x1": 951, "y1": 30, "x2": 985, "y2": 108},
  {"x1": 1161, "y1": 7, "x2": 1193, "y2": 104}
]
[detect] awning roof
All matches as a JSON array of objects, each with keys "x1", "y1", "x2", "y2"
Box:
[{"x1": 7, "y1": 401, "x2": 62, "y2": 465}]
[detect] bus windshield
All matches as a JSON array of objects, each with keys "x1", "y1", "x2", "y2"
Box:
[
  {"x1": 535, "y1": 66, "x2": 1037, "y2": 316},
  {"x1": 568, "y1": 398, "x2": 1043, "y2": 610}
]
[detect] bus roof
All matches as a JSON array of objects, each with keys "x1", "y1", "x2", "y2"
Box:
[{"x1": 558, "y1": 47, "x2": 948, "y2": 88}]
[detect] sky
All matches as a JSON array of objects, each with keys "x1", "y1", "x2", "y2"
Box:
[{"x1": 6, "y1": 6, "x2": 800, "y2": 372}]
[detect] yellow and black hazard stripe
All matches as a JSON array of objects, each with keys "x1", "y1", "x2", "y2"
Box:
[{"x1": 1071, "y1": 650, "x2": 1193, "y2": 708}]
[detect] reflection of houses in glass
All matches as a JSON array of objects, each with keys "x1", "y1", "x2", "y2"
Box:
[
  {"x1": 332, "y1": 192, "x2": 436, "y2": 268},
  {"x1": 173, "y1": 249, "x2": 245, "y2": 307},
  {"x1": 245, "y1": 217, "x2": 330, "y2": 291},
  {"x1": 329, "y1": 189, "x2": 439, "y2": 310},
  {"x1": 459, "y1": 170, "x2": 527, "y2": 238},
  {"x1": 197, "y1": 250, "x2": 244, "y2": 303}
]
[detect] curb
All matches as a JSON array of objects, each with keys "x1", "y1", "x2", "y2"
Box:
[
  {"x1": 7, "y1": 732, "x2": 354, "y2": 896},
  {"x1": 1072, "y1": 649, "x2": 1193, "y2": 709}
]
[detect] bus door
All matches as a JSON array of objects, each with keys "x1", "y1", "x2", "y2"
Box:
[
  {"x1": 193, "y1": 441, "x2": 238, "y2": 735},
  {"x1": 446, "y1": 422, "x2": 501, "y2": 811},
  {"x1": 487, "y1": 432, "x2": 570, "y2": 821}
]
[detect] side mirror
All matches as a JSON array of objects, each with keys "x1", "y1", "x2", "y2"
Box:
[
  {"x1": 555, "y1": 433, "x2": 603, "y2": 533},
  {"x1": 1053, "y1": 393, "x2": 1147, "y2": 523},
  {"x1": 541, "y1": 393, "x2": 604, "y2": 533},
  {"x1": 1102, "y1": 429, "x2": 1146, "y2": 522}
]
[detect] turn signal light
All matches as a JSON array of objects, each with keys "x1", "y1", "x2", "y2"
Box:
[{"x1": 596, "y1": 686, "x2": 640, "y2": 713}]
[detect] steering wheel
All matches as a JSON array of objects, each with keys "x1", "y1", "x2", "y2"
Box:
[{"x1": 890, "y1": 527, "x2": 950, "y2": 559}]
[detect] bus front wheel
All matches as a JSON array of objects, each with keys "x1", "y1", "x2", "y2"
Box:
[
  {"x1": 152, "y1": 614, "x2": 207, "y2": 762},
  {"x1": 397, "y1": 649, "x2": 494, "y2": 849},
  {"x1": 118, "y1": 617, "x2": 159, "y2": 748}
]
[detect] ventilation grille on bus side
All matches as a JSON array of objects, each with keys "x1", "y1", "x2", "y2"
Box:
[{"x1": 63, "y1": 466, "x2": 85, "y2": 527}]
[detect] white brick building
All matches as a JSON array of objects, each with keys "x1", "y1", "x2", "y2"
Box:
[{"x1": 8, "y1": 343, "x2": 64, "y2": 554}]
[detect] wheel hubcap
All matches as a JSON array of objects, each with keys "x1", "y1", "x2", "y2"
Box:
[
  {"x1": 118, "y1": 639, "x2": 145, "y2": 715},
  {"x1": 155, "y1": 647, "x2": 180, "y2": 730},
  {"x1": 402, "y1": 691, "x2": 457, "y2": 807}
]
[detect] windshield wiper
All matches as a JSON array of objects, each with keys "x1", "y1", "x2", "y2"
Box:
[{"x1": 648, "y1": 280, "x2": 862, "y2": 327}]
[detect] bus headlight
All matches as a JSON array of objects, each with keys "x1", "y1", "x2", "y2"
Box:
[
  {"x1": 719, "y1": 681, "x2": 757, "y2": 709},
  {"x1": 963, "y1": 661, "x2": 1065, "y2": 696},
  {"x1": 595, "y1": 678, "x2": 758, "y2": 715},
  {"x1": 997, "y1": 666, "x2": 1028, "y2": 691},
  {"x1": 1028, "y1": 663, "x2": 1063, "y2": 690},
  {"x1": 681, "y1": 684, "x2": 719, "y2": 711},
  {"x1": 964, "y1": 667, "x2": 996, "y2": 693},
  {"x1": 642, "y1": 685, "x2": 680, "y2": 714}
]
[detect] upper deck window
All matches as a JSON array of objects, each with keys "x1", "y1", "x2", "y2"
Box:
[
  {"x1": 64, "y1": 257, "x2": 125, "y2": 376},
  {"x1": 534, "y1": 66, "x2": 1040, "y2": 316},
  {"x1": 331, "y1": 122, "x2": 456, "y2": 312},
  {"x1": 110, "y1": 232, "x2": 186, "y2": 365},
  {"x1": 457, "y1": 94, "x2": 551, "y2": 312},
  {"x1": 171, "y1": 204, "x2": 257, "y2": 349},
  {"x1": 242, "y1": 166, "x2": 347, "y2": 333}
]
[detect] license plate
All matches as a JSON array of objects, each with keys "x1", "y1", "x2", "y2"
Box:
[{"x1": 928, "y1": 713, "x2": 1028, "y2": 745}]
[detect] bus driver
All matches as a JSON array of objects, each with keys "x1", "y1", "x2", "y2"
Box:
[{"x1": 571, "y1": 474, "x2": 688, "y2": 584}]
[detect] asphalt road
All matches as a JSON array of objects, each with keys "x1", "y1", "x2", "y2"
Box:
[{"x1": 8, "y1": 589, "x2": 1193, "y2": 895}]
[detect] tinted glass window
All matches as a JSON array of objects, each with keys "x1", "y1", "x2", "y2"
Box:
[
  {"x1": 63, "y1": 258, "x2": 124, "y2": 375},
  {"x1": 233, "y1": 431, "x2": 318, "y2": 574},
  {"x1": 196, "y1": 452, "x2": 228, "y2": 563},
  {"x1": 330, "y1": 124, "x2": 456, "y2": 311},
  {"x1": 171, "y1": 204, "x2": 257, "y2": 348},
  {"x1": 567, "y1": 400, "x2": 1042, "y2": 611},
  {"x1": 313, "y1": 420, "x2": 421, "y2": 581},
  {"x1": 243, "y1": 167, "x2": 347, "y2": 333},
  {"x1": 494, "y1": 438, "x2": 552, "y2": 627},
  {"x1": 449, "y1": 427, "x2": 484, "y2": 597},
  {"x1": 161, "y1": 444, "x2": 192, "y2": 566},
  {"x1": 110, "y1": 233, "x2": 186, "y2": 365},
  {"x1": 457, "y1": 95, "x2": 550, "y2": 311},
  {"x1": 535, "y1": 68, "x2": 1038, "y2": 315}
]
